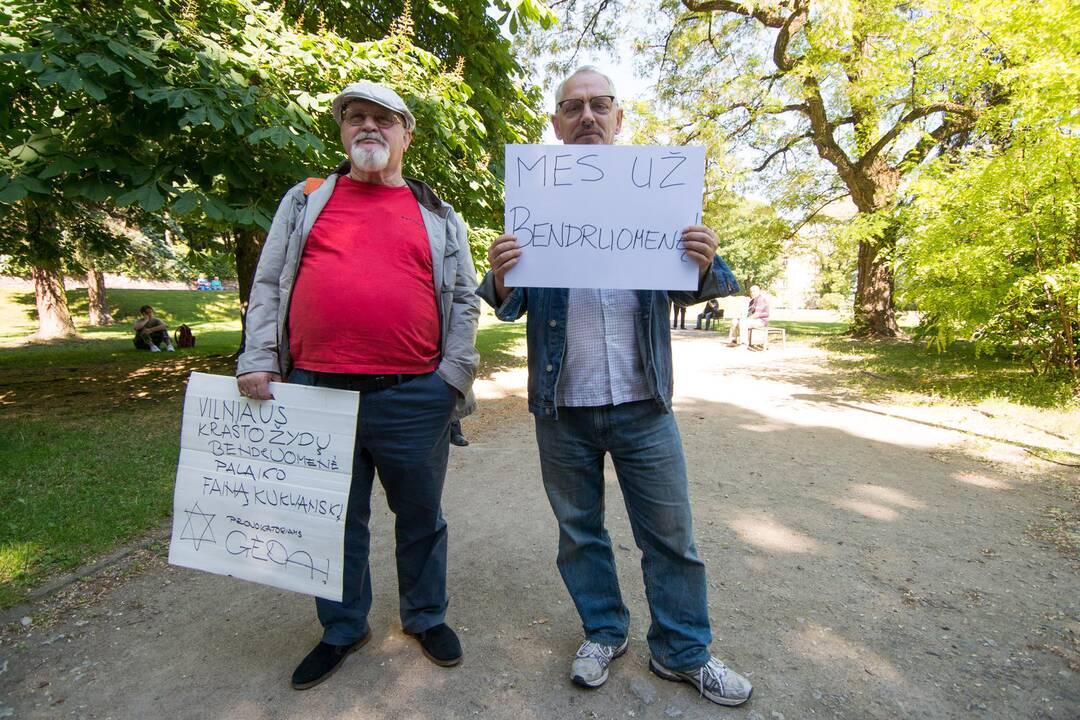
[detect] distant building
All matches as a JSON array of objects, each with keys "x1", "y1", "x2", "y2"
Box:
[{"x1": 774, "y1": 198, "x2": 857, "y2": 309}]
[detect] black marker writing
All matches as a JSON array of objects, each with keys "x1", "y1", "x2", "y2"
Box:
[
  {"x1": 659, "y1": 153, "x2": 687, "y2": 188},
  {"x1": 225, "y1": 530, "x2": 330, "y2": 582},
  {"x1": 226, "y1": 515, "x2": 303, "y2": 539}
]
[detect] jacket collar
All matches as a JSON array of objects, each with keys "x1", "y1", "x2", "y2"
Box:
[{"x1": 330, "y1": 160, "x2": 450, "y2": 218}]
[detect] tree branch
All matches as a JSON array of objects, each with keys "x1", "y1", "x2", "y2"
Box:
[
  {"x1": 898, "y1": 112, "x2": 978, "y2": 170},
  {"x1": 802, "y1": 77, "x2": 856, "y2": 174},
  {"x1": 786, "y1": 190, "x2": 851, "y2": 240},
  {"x1": 753, "y1": 133, "x2": 812, "y2": 172},
  {"x1": 569, "y1": 0, "x2": 611, "y2": 64},
  {"x1": 682, "y1": 0, "x2": 788, "y2": 26},
  {"x1": 772, "y1": 0, "x2": 808, "y2": 71},
  {"x1": 863, "y1": 102, "x2": 978, "y2": 167}
]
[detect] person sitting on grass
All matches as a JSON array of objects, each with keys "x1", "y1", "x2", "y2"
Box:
[{"x1": 133, "y1": 305, "x2": 174, "y2": 352}]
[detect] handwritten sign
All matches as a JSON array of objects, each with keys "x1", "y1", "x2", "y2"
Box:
[
  {"x1": 168, "y1": 372, "x2": 357, "y2": 601},
  {"x1": 503, "y1": 144, "x2": 706, "y2": 290}
]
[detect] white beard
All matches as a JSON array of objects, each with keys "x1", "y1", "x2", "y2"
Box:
[{"x1": 350, "y1": 143, "x2": 390, "y2": 172}]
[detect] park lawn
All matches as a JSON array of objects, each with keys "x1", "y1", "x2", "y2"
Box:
[
  {"x1": 0, "y1": 286, "x2": 526, "y2": 610},
  {"x1": 0, "y1": 287, "x2": 245, "y2": 609},
  {"x1": 814, "y1": 333, "x2": 1080, "y2": 450}
]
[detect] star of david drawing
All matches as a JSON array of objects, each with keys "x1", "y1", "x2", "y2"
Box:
[{"x1": 179, "y1": 502, "x2": 217, "y2": 551}]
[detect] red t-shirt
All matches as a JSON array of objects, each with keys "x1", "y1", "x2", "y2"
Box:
[{"x1": 288, "y1": 177, "x2": 440, "y2": 374}]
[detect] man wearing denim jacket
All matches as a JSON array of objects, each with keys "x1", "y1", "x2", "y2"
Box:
[
  {"x1": 237, "y1": 81, "x2": 479, "y2": 689},
  {"x1": 478, "y1": 66, "x2": 752, "y2": 707}
]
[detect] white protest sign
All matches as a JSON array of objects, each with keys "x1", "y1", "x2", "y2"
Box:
[
  {"x1": 168, "y1": 372, "x2": 357, "y2": 601},
  {"x1": 503, "y1": 144, "x2": 706, "y2": 290}
]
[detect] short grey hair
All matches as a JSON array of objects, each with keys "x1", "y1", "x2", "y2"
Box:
[{"x1": 554, "y1": 65, "x2": 618, "y2": 108}]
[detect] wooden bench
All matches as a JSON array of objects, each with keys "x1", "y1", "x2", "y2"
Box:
[{"x1": 748, "y1": 325, "x2": 786, "y2": 350}]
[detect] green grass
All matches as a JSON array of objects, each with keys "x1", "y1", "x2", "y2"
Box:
[
  {"x1": 0, "y1": 289, "x2": 528, "y2": 610},
  {"x1": 0, "y1": 286, "x2": 240, "y2": 345},
  {"x1": 0, "y1": 405, "x2": 180, "y2": 608},
  {"x1": 475, "y1": 315, "x2": 527, "y2": 376},
  {"x1": 816, "y1": 334, "x2": 1078, "y2": 408},
  {"x1": 767, "y1": 319, "x2": 849, "y2": 340},
  {"x1": 0, "y1": 287, "x2": 244, "y2": 609}
]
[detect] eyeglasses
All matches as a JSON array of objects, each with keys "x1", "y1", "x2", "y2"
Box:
[
  {"x1": 343, "y1": 109, "x2": 402, "y2": 129},
  {"x1": 556, "y1": 95, "x2": 616, "y2": 119}
]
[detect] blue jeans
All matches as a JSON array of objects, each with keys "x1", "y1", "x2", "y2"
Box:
[
  {"x1": 289, "y1": 368, "x2": 456, "y2": 645},
  {"x1": 534, "y1": 400, "x2": 712, "y2": 672}
]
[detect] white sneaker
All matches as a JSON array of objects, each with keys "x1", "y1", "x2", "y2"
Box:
[
  {"x1": 149, "y1": 344, "x2": 161, "y2": 352},
  {"x1": 649, "y1": 654, "x2": 753, "y2": 706},
  {"x1": 166, "y1": 345, "x2": 175, "y2": 352},
  {"x1": 570, "y1": 637, "x2": 628, "y2": 688}
]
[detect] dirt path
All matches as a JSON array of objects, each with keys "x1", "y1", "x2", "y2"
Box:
[{"x1": 1, "y1": 332, "x2": 1077, "y2": 719}]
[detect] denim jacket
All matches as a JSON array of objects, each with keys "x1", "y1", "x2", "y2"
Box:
[{"x1": 477, "y1": 256, "x2": 738, "y2": 418}]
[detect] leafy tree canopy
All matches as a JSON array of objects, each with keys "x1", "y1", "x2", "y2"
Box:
[
  {"x1": 0, "y1": 0, "x2": 546, "y2": 264},
  {"x1": 281, "y1": 0, "x2": 555, "y2": 160},
  {"x1": 896, "y1": 0, "x2": 1080, "y2": 385}
]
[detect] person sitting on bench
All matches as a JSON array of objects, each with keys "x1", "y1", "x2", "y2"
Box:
[
  {"x1": 695, "y1": 299, "x2": 721, "y2": 330},
  {"x1": 727, "y1": 285, "x2": 770, "y2": 347}
]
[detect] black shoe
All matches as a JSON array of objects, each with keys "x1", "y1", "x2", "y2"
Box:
[
  {"x1": 450, "y1": 431, "x2": 469, "y2": 447},
  {"x1": 406, "y1": 623, "x2": 462, "y2": 667},
  {"x1": 290, "y1": 631, "x2": 371, "y2": 690}
]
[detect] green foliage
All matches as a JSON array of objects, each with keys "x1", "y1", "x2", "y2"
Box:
[
  {"x1": 468, "y1": 225, "x2": 499, "y2": 276},
  {"x1": 897, "y1": 0, "x2": 1080, "y2": 387},
  {"x1": 280, "y1": 0, "x2": 552, "y2": 163},
  {"x1": 0, "y1": 0, "x2": 547, "y2": 296},
  {"x1": 817, "y1": 292, "x2": 848, "y2": 313},
  {"x1": 0, "y1": 0, "x2": 501, "y2": 224},
  {"x1": 898, "y1": 134, "x2": 1080, "y2": 380},
  {"x1": 614, "y1": 0, "x2": 1009, "y2": 334},
  {"x1": 705, "y1": 197, "x2": 786, "y2": 290}
]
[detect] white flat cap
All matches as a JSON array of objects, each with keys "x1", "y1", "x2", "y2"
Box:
[{"x1": 331, "y1": 81, "x2": 416, "y2": 130}]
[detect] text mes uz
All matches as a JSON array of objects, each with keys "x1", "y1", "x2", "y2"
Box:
[{"x1": 510, "y1": 150, "x2": 697, "y2": 255}]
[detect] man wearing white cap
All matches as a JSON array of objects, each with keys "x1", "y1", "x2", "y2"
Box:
[{"x1": 237, "y1": 81, "x2": 480, "y2": 689}]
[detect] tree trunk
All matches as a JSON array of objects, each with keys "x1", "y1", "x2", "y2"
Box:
[
  {"x1": 32, "y1": 266, "x2": 78, "y2": 339},
  {"x1": 845, "y1": 166, "x2": 901, "y2": 339},
  {"x1": 233, "y1": 228, "x2": 266, "y2": 354},
  {"x1": 86, "y1": 267, "x2": 114, "y2": 325},
  {"x1": 851, "y1": 238, "x2": 899, "y2": 337}
]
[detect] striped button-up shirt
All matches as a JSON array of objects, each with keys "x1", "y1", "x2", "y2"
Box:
[{"x1": 555, "y1": 288, "x2": 652, "y2": 407}]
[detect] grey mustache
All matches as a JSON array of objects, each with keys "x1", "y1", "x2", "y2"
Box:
[{"x1": 353, "y1": 134, "x2": 388, "y2": 148}]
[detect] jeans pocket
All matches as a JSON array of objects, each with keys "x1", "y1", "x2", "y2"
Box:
[{"x1": 432, "y1": 372, "x2": 459, "y2": 407}]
